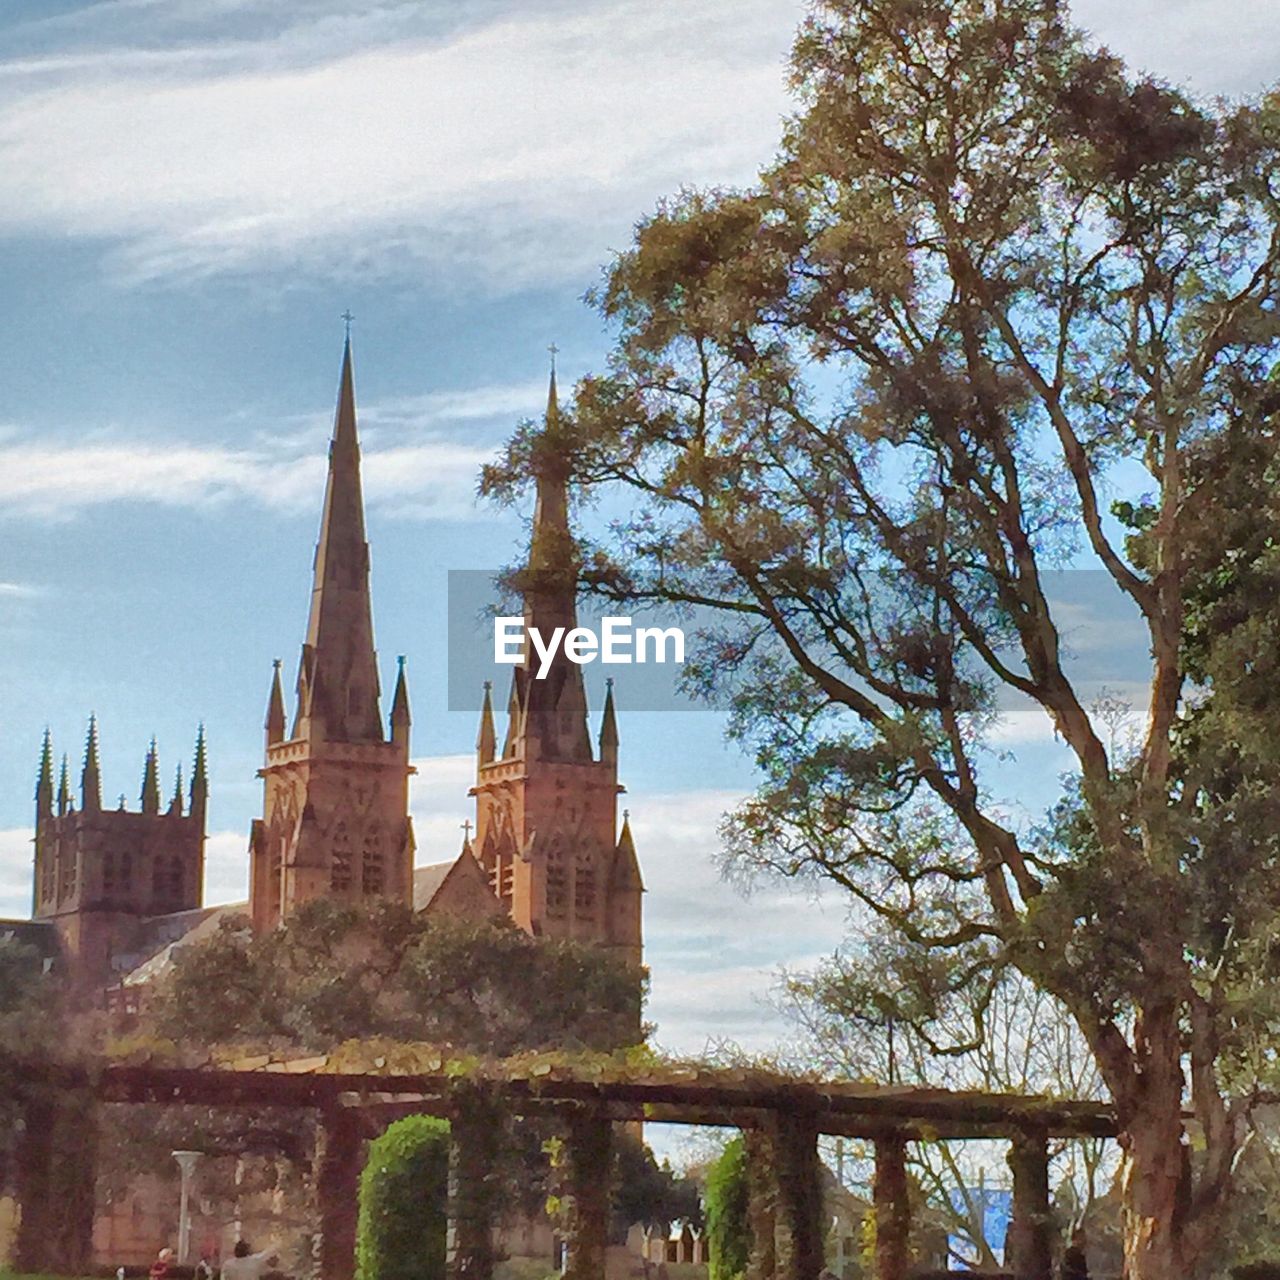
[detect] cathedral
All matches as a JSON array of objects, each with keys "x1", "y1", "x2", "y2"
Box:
[{"x1": 9, "y1": 337, "x2": 643, "y2": 1003}]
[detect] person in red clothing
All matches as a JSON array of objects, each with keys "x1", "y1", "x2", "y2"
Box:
[{"x1": 149, "y1": 1247, "x2": 175, "y2": 1279}]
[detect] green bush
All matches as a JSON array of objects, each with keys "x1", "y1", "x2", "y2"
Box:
[
  {"x1": 705, "y1": 1136, "x2": 750, "y2": 1280},
  {"x1": 355, "y1": 1114, "x2": 450, "y2": 1280}
]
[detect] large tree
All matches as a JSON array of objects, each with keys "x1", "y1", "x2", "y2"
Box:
[{"x1": 485, "y1": 1, "x2": 1280, "y2": 1273}]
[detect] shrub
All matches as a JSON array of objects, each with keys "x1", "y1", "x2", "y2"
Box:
[
  {"x1": 355, "y1": 1115, "x2": 450, "y2": 1280},
  {"x1": 704, "y1": 1136, "x2": 750, "y2": 1280}
]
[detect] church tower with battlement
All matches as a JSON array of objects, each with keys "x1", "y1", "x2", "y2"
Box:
[
  {"x1": 32, "y1": 718, "x2": 207, "y2": 986},
  {"x1": 248, "y1": 337, "x2": 415, "y2": 930},
  {"x1": 469, "y1": 369, "x2": 644, "y2": 966}
]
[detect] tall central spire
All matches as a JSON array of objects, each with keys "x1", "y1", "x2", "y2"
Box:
[
  {"x1": 504, "y1": 367, "x2": 592, "y2": 763},
  {"x1": 293, "y1": 336, "x2": 384, "y2": 743}
]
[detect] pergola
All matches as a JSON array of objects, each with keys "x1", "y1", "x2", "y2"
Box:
[{"x1": 7, "y1": 1048, "x2": 1117, "y2": 1280}]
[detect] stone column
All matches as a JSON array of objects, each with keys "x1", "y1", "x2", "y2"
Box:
[
  {"x1": 767, "y1": 1111, "x2": 825, "y2": 1280},
  {"x1": 13, "y1": 1093, "x2": 55, "y2": 1273},
  {"x1": 873, "y1": 1133, "x2": 910, "y2": 1280},
  {"x1": 448, "y1": 1086, "x2": 503, "y2": 1280},
  {"x1": 562, "y1": 1108, "x2": 612, "y2": 1280},
  {"x1": 313, "y1": 1104, "x2": 363, "y2": 1280},
  {"x1": 1007, "y1": 1128, "x2": 1053, "y2": 1280},
  {"x1": 742, "y1": 1127, "x2": 777, "y2": 1280}
]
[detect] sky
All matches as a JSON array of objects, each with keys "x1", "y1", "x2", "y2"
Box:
[{"x1": 0, "y1": 0, "x2": 1276, "y2": 1059}]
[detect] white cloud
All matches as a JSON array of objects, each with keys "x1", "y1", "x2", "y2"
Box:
[
  {"x1": 0, "y1": 827, "x2": 33, "y2": 918},
  {"x1": 0, "y1": 582, "x2": 40, "y2": 598},
  {"x1": 0, "y1": 0, "x2": 798, "y2": 287},
  {"x1": 0, "y1": 398, "x2": 503, "y2": 521}
]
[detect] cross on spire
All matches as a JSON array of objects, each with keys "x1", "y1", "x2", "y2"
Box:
[
  {"x1": 547, "y1": 342, "x2": 558, "y2": 373},
  {"x1": 341, "y1": 310, "x2": 355, "y2": 341},
  {"x1": 461, "y1": 818, "x2": 473, "y2": 842}
]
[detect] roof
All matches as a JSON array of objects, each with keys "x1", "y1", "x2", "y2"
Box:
[
  {"x1": 0, "y1": 918, "x2": 59, "y2": 963},
  {"x1": 121, "y1": 903, "x2": 248, "y2": 986},
  {"x1": 413, "y1": 861, "x2": 455, "y2": 911}
]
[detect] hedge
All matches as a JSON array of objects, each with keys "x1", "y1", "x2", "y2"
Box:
[
  {"x1": 704, "y1": 1136, "x2": 750, "y2": 1280},
  {"x1": 355, "y1": 1114, "x2": 450, "y2": 1280}
]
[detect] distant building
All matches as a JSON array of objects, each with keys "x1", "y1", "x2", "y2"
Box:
[
  {"x1": 0, "y1": 338, "x2": 646, "y2": 1268},
  {"x1": 6, "y1": 334, "x2": 643, "y2": 994}
]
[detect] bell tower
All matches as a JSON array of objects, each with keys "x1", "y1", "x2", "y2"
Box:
[
  {"x1": 470, "y1": 368, "x2": 643, "y2": 965},
  {"x1": 248, "y1": 337, "x2": 415, "y2": 930}
]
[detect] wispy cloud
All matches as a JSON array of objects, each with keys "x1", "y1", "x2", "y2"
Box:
[
  {"x1": 0, "y1": 375, "x2": 540, "y2": 521},
  {"x1": 0, "y1": 0, "x2": 797, "y2": 288},
  {"x1": 0, "y1": 582, "x2": 40, "y2": 598}
]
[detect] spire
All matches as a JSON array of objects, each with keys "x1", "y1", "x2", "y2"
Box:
[
  {"x1": 35, "y1": 729, "x2": 53, "y2": 816},
  {"x1": 293, "y1": 336, "x2": 384, "y2": 744},
  {"x1": 171, "y1": 762, "x2": 184, "y2": 815},
  {"x1": 613, "y1": 810, "x2": 644, "y2": 891},
  {"x1": 141, "y1": 737, "x2": 161, "y2": 815},
  {"x1": 390, "y1": 655, "x2": 411, "y2": 749},
  {"x1": 507, "y1": 366, "x2": 592, "y2": 763},
  {"x1": 81, "y1": 715, "x2": 101, "y2": 812},
  {"x1": 265, "y1": 659, "x2": 286, "y2": 746},
  {"x1": 190, "y1": 724, "x2": 208, "y2": 827},
  {"x1": 57, "y1": 753, "x2": 71, "y2": 816},
  {"x1": 599, "y1": 678, "x2": 619, "y2": 768},
  {"x1": 476, "y1": 681, "x2": 496, "y2": 766}
]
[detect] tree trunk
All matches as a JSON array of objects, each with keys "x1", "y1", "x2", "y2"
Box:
[{"x1": 1112, "y1": 1007, "x2": 1200, "y2": 1280}]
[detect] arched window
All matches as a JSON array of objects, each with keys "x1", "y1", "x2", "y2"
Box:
[
  {"x1": 361, "y1": 824, "x2": 384, "y2": 895},
  {"x1": 331, "y1": 822, "x2": 352, "y2": 892},
  {"x1": 574, "y1": 847, "x2": 596, "y2": 918},
  {"x1": 545, "y1": 840, "x2": 567, "y2": 918}
]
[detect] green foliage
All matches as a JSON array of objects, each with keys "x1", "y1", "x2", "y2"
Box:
[
  {"x1": 704, "y1": 1137, "x2": 749, "y2": 1280},
  {"x1": 612, "y1": 1132, "x2": 702, "y2": 1237},
  {"x1": 355, "y1": 1115, "x2": 450, "y2": 1280},
  {"x1": 150, "y1": 900, "x2": 645, "y2": 1056}
]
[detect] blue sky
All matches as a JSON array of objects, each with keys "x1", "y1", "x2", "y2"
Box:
[{"x1": 0, "y1": 0, "x2": 1276, "y2": 1055}]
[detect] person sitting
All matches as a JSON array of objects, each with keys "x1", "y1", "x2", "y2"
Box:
[
  {"x1": 220, "y1": 1238, "x2": 278, "y2": 1280},
  {"x1": 150, "y1": 1247, "x2": 174, "y2": 1279}
]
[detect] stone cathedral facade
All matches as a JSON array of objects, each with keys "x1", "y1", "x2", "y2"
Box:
[{"x1": 8, "y1": 338, "x2": 643, "y2": 1006}]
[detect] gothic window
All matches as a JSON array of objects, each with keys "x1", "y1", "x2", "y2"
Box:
[
  {"x1": 119, "y1": 851, "x2": 133, "y2": 894},
  {"x1": 60, "y1": 848, "x2": 77, "y2": 902},
  {"x1": 362, "y1": 825, "x2": 384, "y2": 896},
  {"x1": 166, "y1": 857, "x2": 183, "y2": 904},
  {"x1": 103, "y1": 850, "x2": 116, "y2": 896},
  {"x1": 152, "y1": 856, "x2": 183, "y2": 911},
  {"x1": 574, "y1": 848, "x2": 596, "y2": 917},
  {"x1": 546, "y1": 842, "x2": 567, "y2": 918},
  {"x1": 331, "y1": 822, "x2": 353, "y2": 892}
]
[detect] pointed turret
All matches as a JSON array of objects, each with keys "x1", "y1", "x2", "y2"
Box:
[
  {"x1": 81, "y1": 716, "x2": 102, "y2": 812},
  {"x1": 507, "y1": 367, "x2": 592, "y2": 763},
  {"x1": 476, "y1": 681, "x2": 496, "y2": 766},
  {"x1": 141, "y1": 737, "x2": 161, "y2": 815},
  {"x1": 35, "y1": 729, "x2": 53, "y2": 817},
  {"x1": 265, "y1": 659, "x2": 286, "y2": 746},
  {"x1": 190, "y1": 725, "x2": 208, "y2": 827},
  {"x1": 599, "y1": 678, "x2": 619, "y2": 768},
  {"x1": 613, "y1": 811, "x2": 644, "y2": 891},
  {"x1": 390, "y1": 655, "x2": 411, "y2": 750},
  {"x1": 57, "y1": 753, "x2": 71, "y2": 816},
  {"x1": 293, "y1": 337, "x2": 384, "y2": 744},
  {"x1": 171, "y1": 762, "x2": 184, "y2": 816}
]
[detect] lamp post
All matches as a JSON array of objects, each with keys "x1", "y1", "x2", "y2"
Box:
[{"x1": 172, "y1": 1150, "x2": 202, "y2": 1263}]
